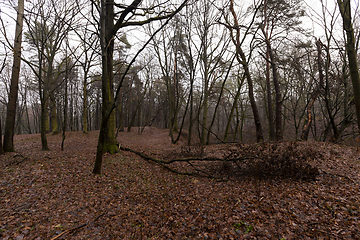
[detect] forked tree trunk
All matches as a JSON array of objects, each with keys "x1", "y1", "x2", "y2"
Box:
[{"x1": 229, "y1": 0, "x2": 264, "y2": 142}]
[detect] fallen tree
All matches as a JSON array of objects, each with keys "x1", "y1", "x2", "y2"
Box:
[{"x1": 120, "y1": 142, "x2": 320, "y2": 181}]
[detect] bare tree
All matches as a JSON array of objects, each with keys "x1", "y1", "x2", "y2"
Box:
[
  {"x1": 23, "y1": 0, "x2": 79, "y2": 150},
  {"x1": 3, "y1": 0, "x2": 24, "y2": 152},
  {"x1": 92, "y1": 0, "x2": 190, "y2": 174}
]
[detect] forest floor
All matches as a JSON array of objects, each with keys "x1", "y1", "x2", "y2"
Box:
[{"x1": 0, "y1": 127, "x2": 360, "y2": 239}]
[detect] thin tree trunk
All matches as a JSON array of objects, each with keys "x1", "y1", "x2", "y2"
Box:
[
  {"x1": 3, "y1": 0, "x2": 24, "y2": 152},
  {"x1": 224, "y1": 72, "x2": 244, "y2": 142},
  {"x1": 323, "y1": 41, "x2": 339, "y2": 141},
  {"x1": 262, "y1": 34, "x2": 282, "y2": 141},
  {"x1": 265, "y1": 50, "x2": 275, "y2": 141},
  {"x1": 61, "y1": 65, "x2": 68, "y2": 150},
  {"x1": 262, "y1": 0, "x2": 275, "y2": 141},
  {"x1": 200, "y1": 16, "x2": 209, "y2": 145},
  {"x1": 301, "y1": 39, "x2": 323, "y2": 141},
  {"x1": 24, "y1": 88, "x2": 32, "y2": 134},
  {"x1": 201, "y1": 59, "x2": 209, "y2": 145},
  {"x1": 301, "y1": 91, "x2": 319, "y2": 140},
  {"x1": 0, "y1": 116, "x2": 3, "y2": 154},
  {"x1": 207, "y1": 56, "x2": 235, "y2": 144},
  {"x1": 83, "y1": 73, "x2": 88, "y2": 134},
  {"x1": 188, "y1": 77, "x2": 194, "y2": 146}
]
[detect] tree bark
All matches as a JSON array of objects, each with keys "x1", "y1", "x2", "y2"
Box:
[
  {"x1": 101, "y1": 0, "x2": 118, "y2": 154},
  {"x1": 50, "y1": 92, "x2": 59, "y2": 135},
  {"x1": 40, "y1": 100, "x2": 49, "y2": 150},
  {"x1": 3, "y1": 0, "x2": 24, "y2": 152},
  {"x1": 337, "y1": 0, "x2": 360, "y2": 135}
]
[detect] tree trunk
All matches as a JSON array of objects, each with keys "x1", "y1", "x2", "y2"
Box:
[
  {"x1": 264, "y1": 38, "x2": 282, "y2": 141},
  {"x1": 265, "y1": 50, "x2": 275, "y2": 141},
  {"x1": 3, "y1": 0, "x2": 24, "y2": 152},
  {"x1": 301, "y1": 91, "x2": 319, "y2": 140},
  {"x1": 50, "y1": 92, "x2": 59, "y2": 135},
  {"x1": 93, "y1": 0, "x2": 188, "y2": 174},
  {"x1": 40, "y1": 101, "x2": 49, "y2": 150},
  {"x1": 238, "y1": 51, "x2": 264, "y2": 142},
  {"x1": 61, "y1": 64, "x2": 68, "y2": 150},
  {"x1": 188, "y1": 76, "x2": 194, "y2": 146},
  {"x1": 207, "y1": 57, "x2": 235, "y2": 144},
  {"x1": 45, "y1": 100, "x2": 50, "y2": 133},
  {"x1": 101, "y1": 0, "x2": 118, "y2": 154},
  {"x1": 229, "y1": 0, "x2": 263, "y2": 142},
  {"x1": 224, "y1": 72, "x2": 244, "y2": 142},
  {"x1": 301, "y1": 39, "x2": 322, "y2": 141},
  {"x1": 338, "y1": 0, "x2": 360, "y2": 135},
  {"x1": 24, "y1": 88, "x2": 32, "y2": 134},
  {"x1": 201, "y1": 55, "x2": 209, "y2": 145},
  {"x1": 83, "y1": 73, "x2": 88, "y2": 134},
  {"x1": 0, "y1": 116, "x2": 3, "y2": 154}
]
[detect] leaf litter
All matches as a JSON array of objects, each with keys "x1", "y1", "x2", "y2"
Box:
[{"x1": 0, "y1": 127, "x2": 359, "y2": 239}]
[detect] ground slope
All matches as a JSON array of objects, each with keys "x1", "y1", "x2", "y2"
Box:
[{"x1": 0, "y1": 127, "x2": 359, "y2": 239}]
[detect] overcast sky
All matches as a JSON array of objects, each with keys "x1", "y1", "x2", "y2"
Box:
[{"x1": 0, "y1": 0, "x2": 357, "y2": 58}]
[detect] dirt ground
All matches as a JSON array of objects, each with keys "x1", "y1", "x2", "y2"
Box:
[{"x1": 0, "y1": 127, "x2": 360, "y2": 239}]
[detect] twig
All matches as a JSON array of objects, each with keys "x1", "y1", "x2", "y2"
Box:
[
  {"x1": 322, "y1": 171, "x2": 355, "y2": 183},
  {"x1": 5, "y1": 154, "x2": 30, "y2": 167},
  {"x1": 50, "y1": 212, "x2": 106, "y2": 240}
]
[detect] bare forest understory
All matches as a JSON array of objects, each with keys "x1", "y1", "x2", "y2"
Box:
[{"x1": 0, "y1": 127, "x2": 360, "y2": 239}]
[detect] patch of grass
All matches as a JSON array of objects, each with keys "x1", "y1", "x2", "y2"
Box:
[{"x1": 234, "y1": 221, "x2": 254, "y2": 234}]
